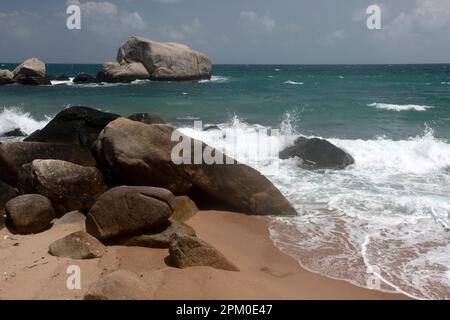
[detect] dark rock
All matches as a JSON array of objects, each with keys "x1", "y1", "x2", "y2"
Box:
[
  {"x1": 85, "y1": 186, "x2": 176, "y2": 240},
  {"x1": 0, "y1": 141, "x2": 96, "y2": 187},
  {"x1": 0, "y1": 179, "x2": 16, "y2": 211},
  {"x1": 168, "y1": 234, "x2": 239, "y2": 271},
  {"x1": 25, "y1": 106, "x2": 120, "y2": 148},
  {"x1": 203, "y1": 125, "x2": 221, "y2": 131},
  {"x1": 18, "y1": 160, "x2": 107, "y2": 215},
  {"x1": 128, "y1": 113, "x2": 165, "y2": 125},
  {"x1": 1, "y1": 129, "x2": 26, "y2": 137},
  {"x1": 84, "y1": 270, "x2": 150, "y2": 300},
  {"x1": 93, "y1": 118, "x2": 297, "y2": 216},
  {"x1": 280, "y1": 137, "x2": 355, "y2": 170},
  {"x1": 110, "y1": 219, "x2": 196, "y2": 249},
  {"x1": 171, "y1": 196, "x2": 199, "y2": 222},
  {"x1": 73, "y1": 74, "x2": 97, "y2": 84},
  {"x1": 5, "y1": 194, "x2": 55, "y2": 234},
  {"x1": 15, "y1": 75, "x2": 52, "y2": 86},
  {"x1": 49, "y1": 231, "x2": 106, "y2": 259}
]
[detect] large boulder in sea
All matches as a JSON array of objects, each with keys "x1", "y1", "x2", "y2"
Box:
[
  {"x1": 85, "y1": 186, "x2": 176, "y2": 240},
  {"x1": 84, "y1": 270, "x2": 150, "y2": 300},
  {"x1": 18, "y1": 160, "x2": 107, "y2": 214},
  {"x1": 96, "y1": 61, "x2": 150, "y2": 83},
  {"x1": 0, "y1": 69, "x2": 14, "y2": 85},
  {"x1": 93, "y1": 118, "x2": 296, "y2": 216},
  {"x1": 280, "y1": 137, "x2": 355, "y2": 170},
  {"x1": 0, "y1": 142, "x2": 96, "y2": 187},
  {"x1": 98, "y1": 36, "x2": 212, "y2": 82},
  {"x1": 5, "y1": 194, "x2": 56, "y2": 234},
  {"x1": 49, "y1": 231, "x2": 106, "y2": 259},
  {"x1": 25, "y1": 107, "x2": 120, "y2": 148},
  {"x1": 13, "y1": 58, "x2": 46, "y2": 78},
  {"x1": 169, "y1": 234, "x2": 239, "y2": 271}
]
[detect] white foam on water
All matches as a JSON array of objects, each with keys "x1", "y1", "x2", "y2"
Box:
[
  {"x1": 50, "y1": 78, "x2": 151, "y2": 87},
  {"x1": 284, "y1": 80, "x2": 304, "y2": 85},
  {"x1": 440, "y1": 82, "x2": 450, "y2": 85},
  {"x1": 0, "y1": 107, "x2": 51, "y2": 136},
  {"x1": 178, "y1": 114, "x2": 450, "y2": 299},
  {"x1": 368, "y1": 103, "x2": 433, "y2": 112},
  {"x1": 198, "y1": 76, "x2": 230, "y2": 83}
]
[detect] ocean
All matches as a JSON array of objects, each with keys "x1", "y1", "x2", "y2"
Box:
[{"x1": 1, "y1": 63, "x2": 450, "y2": 299}]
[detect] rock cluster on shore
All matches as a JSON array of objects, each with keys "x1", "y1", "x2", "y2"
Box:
[{"x1": 0, "y1": 106, "x2": 296, "y2": 299}]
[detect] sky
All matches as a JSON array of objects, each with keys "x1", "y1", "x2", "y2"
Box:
[{"x1": 0, "y1": 0, "x2": 450, "y2": 64}]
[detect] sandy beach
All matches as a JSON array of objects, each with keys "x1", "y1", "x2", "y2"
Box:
[{"x1": 0, "y1": 210, "x2": 407, "y2": 300}]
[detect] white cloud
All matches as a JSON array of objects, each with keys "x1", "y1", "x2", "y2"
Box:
[
  {"x1": 384, "y1": 0, "x2": 450, "y2": 38},
  {"x1": 65, "y1": 1, "x2": 146, "y2": 33},
  {"x1": 160, "y1": 18, "x2": 204, "y2": 41},
  {"x1": 239, "y1": 11, "x2": 277, "y2": 32}
]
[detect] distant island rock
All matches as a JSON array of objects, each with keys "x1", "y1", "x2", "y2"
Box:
[{"x1": 96, "y1": 36, "x2": 212, "y2": 83}]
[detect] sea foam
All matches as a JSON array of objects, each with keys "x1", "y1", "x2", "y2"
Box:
[
  {"x1": 0, "y1": 107, "x2": 51, "y2": 136},
  {"x1": 368, "y1": 103, "x2": 433, "y2": 112},
  {"x1": 179, "y1": 114, "x2": 450, "y2": 299}
]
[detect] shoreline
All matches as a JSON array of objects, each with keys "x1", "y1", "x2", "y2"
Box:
[{"x1": 0, "y1": 210, "x2": 408, "y2": 300}]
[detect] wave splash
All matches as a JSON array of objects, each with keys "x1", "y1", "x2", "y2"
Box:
[
  {"x1": 179, "y1": 114, "x2": 450, "y2": 300},
  {"x1": 0, "y1": 107, "x2": 51, "y2": 137}
]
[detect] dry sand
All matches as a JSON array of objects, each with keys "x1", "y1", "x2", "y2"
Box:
[{"x1": 0, "y1": 210, "x2": 408, "y2": 300}]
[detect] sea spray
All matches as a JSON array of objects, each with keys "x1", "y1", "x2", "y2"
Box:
[
  {"x1": 0, "y1": 107, "x2": 51, "y2": 136},
  {"x1": 180, "y1": 114, "x2": 450, "y2": 299}
]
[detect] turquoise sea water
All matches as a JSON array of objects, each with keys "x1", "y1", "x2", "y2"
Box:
[
  {"x1": 1, "y1": 64, "x2": 450, "y2": 299},
  {"x1": 1, "y1": 63, "x2": 450, "y2": 140}
]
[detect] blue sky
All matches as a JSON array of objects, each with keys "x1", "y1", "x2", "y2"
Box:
[{"x1": 1, "y1": 0, "x2": 450, "y2": 64}]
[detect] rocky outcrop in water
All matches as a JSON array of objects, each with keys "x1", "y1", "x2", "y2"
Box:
[
  {"x1": 0, "y1": 69, "x2": 14, "y2": 85},
  {"x1": 13, "y1": 58, "x2": 46, "y2": 78},
  {"x1": 97, "y1": 36, "x2": 212, "y2": 83},
  {"x1": 280, "y1": 137, "x2": 355, "y2": 170}
]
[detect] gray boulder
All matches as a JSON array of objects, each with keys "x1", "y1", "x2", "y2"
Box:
[
  {"x1": 169, "y1": 234, "x2": 239, "y2": 271},
  {"x1": 86, "y1": 186, "x2": 176, "y2": 240},
  {"x1": 49, "y1": 231, "x2": 106, "y2": 259},
  {"x1": 280, "y1": 137, "x2": 355, "y2": 170},
  {"x1": 84, "y1": 270, "x2": 150, "y2": 300},
  {"x1": 5, "y1": 194, "x2": 55, "y2": 234},
  {"x1": 13, "y1": 58, "x2": 46, "y2": 78},
  {"x1": 110, "y1": 219, "x2": 196, "y2": 249},
  {"x1": 96, "y1": 61, "x2": 150, "y2": 83},
  {"x1": 111, "y1": 36, "x2": 212, "y2": 81},
  {"x1": 0, "y1": 69, "x2": 14, "y2": 85},
  {"x1": 0, "y1": 142, "x2": 96, "y2": 186},
  {"x1": 18, "y1": 160, "x2": 107, "y2": 214},
  {"x1": 93, "y1": 118, "x2": 296, "y2": 216}
]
